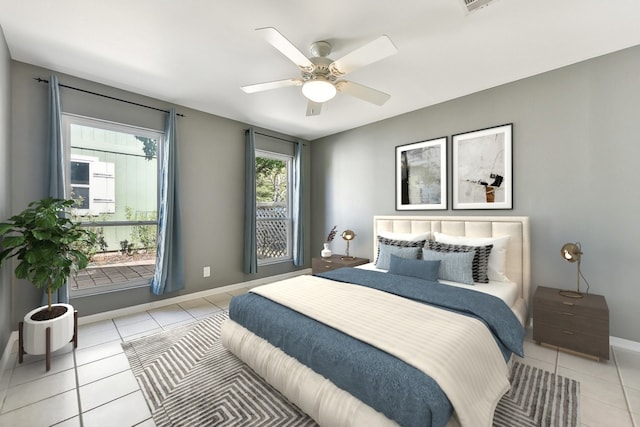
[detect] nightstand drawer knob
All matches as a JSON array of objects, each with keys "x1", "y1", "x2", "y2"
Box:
[
  {"x1": 562, "y1": 301, "x2": 575, "y2": 306},
  {"x1": 562, "y1": 330, "x2": 575, "y2": 335}
]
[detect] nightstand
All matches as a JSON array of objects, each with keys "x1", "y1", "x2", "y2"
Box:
[
  {"x1": 533, "y1": 286, "x2": 609, "y2": 360},
  {"x1": 312, "y1": 255, "x2": 369, "y2": 274}
]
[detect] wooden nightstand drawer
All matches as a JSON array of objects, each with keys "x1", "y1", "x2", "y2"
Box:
[
  {"x1": 534, "y1": 296, "x2": 607, "y2": 321},
  {"x1": 533, "y1": 307, "x2": 608, "y2": 336},
  {"x1": 312, "y1": 255, "x2": 369, "y2": 274},
  {"x1": 533, "y1": 321, "x2": 609, "y2": 360}
]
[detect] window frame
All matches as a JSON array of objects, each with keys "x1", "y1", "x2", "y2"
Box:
[{"x1": 255, "y1": 149, "x2": 293, "y2": 266}]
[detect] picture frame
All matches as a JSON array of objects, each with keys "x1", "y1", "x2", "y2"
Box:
[
  {"x1": 452, "y1": 123, "x2": 513, "y2": 210},
  {"x1": 395, "y1": 136, "x2": 447, "y2": 210}
]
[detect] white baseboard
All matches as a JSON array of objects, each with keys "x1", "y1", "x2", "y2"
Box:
[
  {"x1": 77, "y1": 268, "x2": 312, "y2": 325},
  {"x1": 611, "y1": 336, "x2": 640, "y2": 353}
]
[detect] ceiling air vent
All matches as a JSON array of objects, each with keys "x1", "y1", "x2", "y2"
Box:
[{"x1": 460, "y1": 0, "x2": 498, "y2": 13}]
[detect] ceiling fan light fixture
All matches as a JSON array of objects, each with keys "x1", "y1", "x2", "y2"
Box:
[{"x1": 302, "y1": 78, "x2": 336, "y2": 103}]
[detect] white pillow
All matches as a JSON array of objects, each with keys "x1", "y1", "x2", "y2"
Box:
[
  {"x1": 434, "y1": 232, "x2": 510, "y2": 282},
  {"x1": 377, "y1": 231, "x2": 430, "y2": 242}
]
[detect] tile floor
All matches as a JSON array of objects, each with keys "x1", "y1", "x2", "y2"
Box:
[{"x1": 0, "y1": 288, "x2": 638, "y2": 427}]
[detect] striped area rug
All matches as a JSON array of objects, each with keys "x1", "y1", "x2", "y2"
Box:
[
  {"x1": 122, "y1": 312, "x2": 579, "y2": 427},
  {"x1": 495, "y1": 361, "x2": 580, "y2": 426}
]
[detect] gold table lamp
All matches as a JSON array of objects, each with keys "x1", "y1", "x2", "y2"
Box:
[{"x1": 341, "y1": 229, "x2": 356, "y2": 260}]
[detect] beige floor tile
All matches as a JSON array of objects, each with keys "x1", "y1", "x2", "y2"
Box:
[
  {"x1": 147, "y1": 304, "x2": 194, "y2": 327},
  {"x1": 9, "y1": 351, "x2": 74, "y2": 387},
  {"x1": 161, "y1": 318, "x2": 197, "y2": 331},
  {"x1": 77, "y1": 352, "x2": 131, "y2": 386},
  {"x1": 0, "y1": 389, "x2": 78, "y2": 427},
  {"x1": 116, "y1": 318, "x2": 161, "y2": 338},
  {"x1": 53, "y1": 415, "x2": 81, "y2": 427},
  {"x1": 580, "y1": 394, "x2": 634, "y2": 427},
  {"x1": 77, "y1": 319, "x2": 116, "y2": 334},
  {"x1": 122, "y1": 327, "x2": 164, "y2": 341},
  {"x1": 558, "y1": 350, "x2": 620, "y2": 383},
  {"x1": 624, "y1": 385, "x2": 640, "y2": 415},
  {"x1": 2, "y1": 368, "x2": 76, "y2": 413},
  {"x1": 79, "y1": 370, "x2": 140, "y2": 411},
  {"x1": 558, "y1": 366, "x2": 628, "y2": 411},
  {"x1": 74, "y1": 339, "x2": 124, "y2": 367},
  {"x1": 76, "y1": 325, "x2": 121, "y2": 350},
  {"x1": 204, "y1": 293, "x2": 232, "y2": 309},
  {"x1": 522, "y1": 341, "x2": 558, "y2": 365},
  {"x1": 112, "y1": 311, "x2": 154, "y2": 328},
  {"x1": 136, "y1": 418, "x2": 157, "y2": 427},
  {"x1": 614, "y1": 347, "x2": 640, "y2": 390},
  {"x1": 515, "y1": 354, "x2": 557, "y2": 374},
  {"x1": 82, "y1": 390, "x2": 152, "y2": 427},
  {"x1": 178, "y1": 298, "x2": 223, "y2": 319}
]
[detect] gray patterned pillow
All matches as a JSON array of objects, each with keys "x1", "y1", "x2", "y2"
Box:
[
  {"x1": 426, "y1": 241, "x2": 493, "y2": 284},
  {"x1": 375, "y1": 243, "x2": 422, "y2": 270},
  {"x1": 376, "y1": 236, "x2": 427, "y2": 264},
  {"x1": 422, "y1": 248, "x2": 475, "y2": 285}
]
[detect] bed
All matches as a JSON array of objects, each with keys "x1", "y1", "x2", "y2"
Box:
[{"x1": 221, "y1": 215, "x2": 531, "y2": 427}]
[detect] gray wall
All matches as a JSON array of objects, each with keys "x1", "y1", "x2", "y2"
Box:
[
  {"x1": 0, "y1": 27, "x2": 12, "y2": 356},
  {"x1": 9, "y1": 61, "x2": 311, "y2": 328},
  {"x1": 311, "y1": 44, "x2": 640, "y2": 342}
]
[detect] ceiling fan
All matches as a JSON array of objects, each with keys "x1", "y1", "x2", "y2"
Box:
[{"x1": 241, "y1": 27, "x2": 398, "y2": 116}]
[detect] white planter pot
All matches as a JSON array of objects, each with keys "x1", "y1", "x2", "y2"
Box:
[{"x1": 22, "y1": 303, "x2": 75, "y2": 355}]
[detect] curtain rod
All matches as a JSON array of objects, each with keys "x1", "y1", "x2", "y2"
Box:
[
  {"x1": 254, "y1": 130, "x2": 299, "y2": 144},
  {"x1": 34, "y1": 77, "x2": 185, "y2": 117}
]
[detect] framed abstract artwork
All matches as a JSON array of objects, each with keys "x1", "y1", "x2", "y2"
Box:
[
  {"x1": 395, "y1": 137, "x2": 447, "y2": 210},
  {"x1": 452, "y1": 123, "x2": 513, "y2": 210}
]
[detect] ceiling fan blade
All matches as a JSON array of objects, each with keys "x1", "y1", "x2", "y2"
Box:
[
  {"x1": 256, "y1": 27, "x2": 315, "y2": 72},
  {"x1": 330, "y1": 35, "x2": 397, "y2": 76},
  {"x1": 241, "y1": 78, "x2": 302, "y2": 94},
  {"x1": 306, "y1": 100, "x2": 322, "y2": 116},
  {"x1": 335, "y1": 81, "x2": 391, "y2": 106}
]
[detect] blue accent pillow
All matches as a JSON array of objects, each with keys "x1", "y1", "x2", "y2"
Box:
[
  {"x1": 375, "y1": 244, "x2": 421, "y2": 270},
  {"x1": 421, "y1": 248, "x2": 475, "y2": 285},
  {"x1": 388, "y1": 255, "x2": 441, "y2": 282}
]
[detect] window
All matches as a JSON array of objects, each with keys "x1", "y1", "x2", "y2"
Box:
[
  {"x1": 255, "y1": 150, "x2": 292, "y2": 264},
  {"x1": 63, "y1": 114, "x2": 163, "y2": 296},
  {"x1": 70, "y1": 155, "x2": 116, "y2": 214}
]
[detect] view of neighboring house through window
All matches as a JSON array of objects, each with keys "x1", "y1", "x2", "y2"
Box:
[
  {"x1": 256, "y1": 150, "x2": 292, "y2": 264},
  {"x1": 63, "y1": 114, "x2": 162, "y2": 296}
]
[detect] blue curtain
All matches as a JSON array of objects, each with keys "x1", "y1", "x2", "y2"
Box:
[
  {"x1": 151, "y1": 108, "x2": 185, "y2": 295},
  {"x1": 45, "y1": 75, "x2": 69, "y2": 305},
  {"x1": 243, "y1": 128, "x2": 258, "y2": 274},
  {"x1": 292, "y1": 141, "x2": 304, "y2": 266}
]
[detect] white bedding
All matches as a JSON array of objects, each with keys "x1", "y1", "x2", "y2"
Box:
[{"x1": 356, "y1": 262, "x2": 520, "y2": 307}]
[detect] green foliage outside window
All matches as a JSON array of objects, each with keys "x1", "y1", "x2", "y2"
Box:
[
  {"x1": 125, "y1": 206, "x2": 157, "y2": 251},
  {"x1": 256, "y1": 157, "x2": 287, "y2": 203}
]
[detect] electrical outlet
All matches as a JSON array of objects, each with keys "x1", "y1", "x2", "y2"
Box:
[{"x1": 203, "y1": 266, "x2": 211, "y2": 277}]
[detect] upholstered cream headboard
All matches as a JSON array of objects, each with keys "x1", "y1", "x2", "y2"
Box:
[{"x1": 373, "y1": 215, "x2": 531, "y2": 323}]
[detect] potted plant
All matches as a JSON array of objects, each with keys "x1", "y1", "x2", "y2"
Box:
[
  {"x1": 321, "y1": 225, "x2": 337, "y2": 258},
  {"x1": 0, "y1": 197, "x2": 96, "y2": 370}
]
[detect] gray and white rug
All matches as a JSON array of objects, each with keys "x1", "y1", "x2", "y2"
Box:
[{"x1": 122, "y1": 312, "x2": 579, "y2": 427}]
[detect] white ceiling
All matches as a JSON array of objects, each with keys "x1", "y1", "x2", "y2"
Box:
[{"x1": 1, "y1": 0, "x2": 640, "y2": 140}]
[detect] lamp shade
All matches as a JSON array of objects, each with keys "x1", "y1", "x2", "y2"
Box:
[
  {"x1": 302, "y1": 78, "x2": 336, "y2": 103},
  {"x1": 561, "y1": 243, "x2": 582, "y2": 263},
  {"x1": 342, "y1": 230, "x2": 356, "y2": 240}
]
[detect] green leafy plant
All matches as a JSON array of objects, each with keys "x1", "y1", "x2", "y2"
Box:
[{"x1": 0, "y1": 198, "x2": 96, "y2": 312}]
